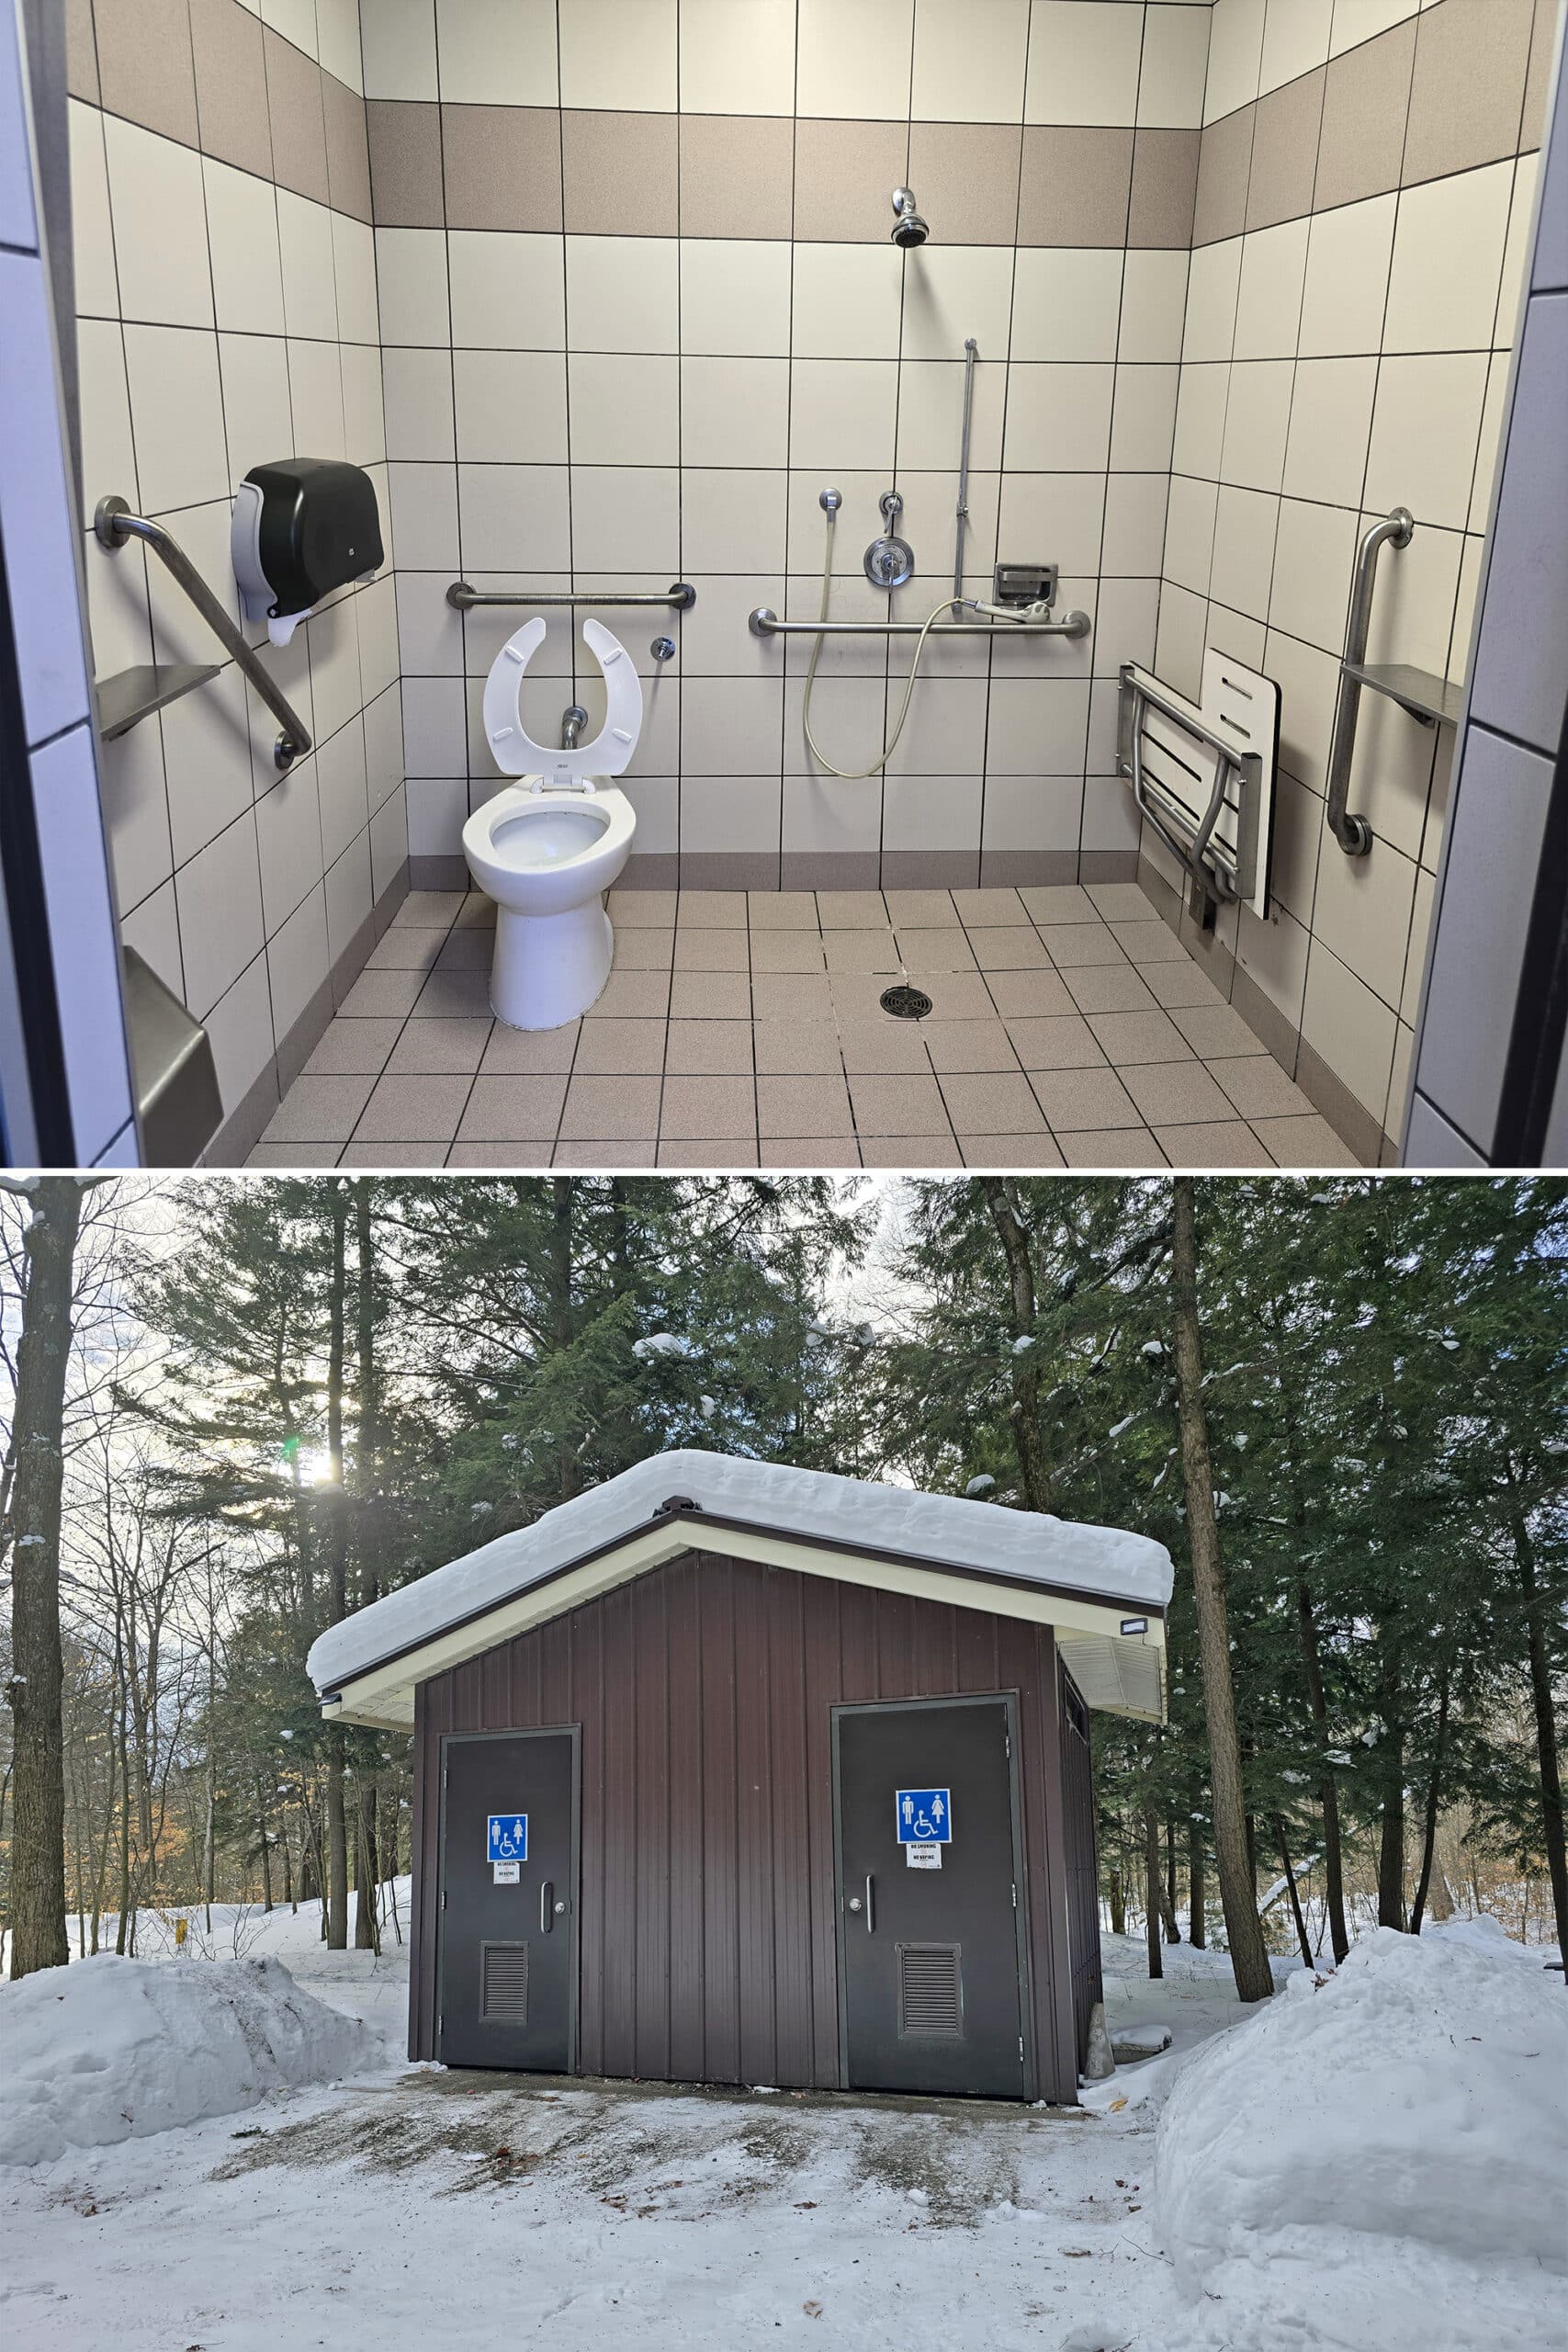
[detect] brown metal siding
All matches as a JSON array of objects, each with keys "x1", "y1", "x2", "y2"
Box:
[
  {"x1": 410, "y1": 1548, "x2": 1082, "y2": 2101},
  {"x1": 1058, "y1": 1662, "x2": 1103, "y2": 2071}
]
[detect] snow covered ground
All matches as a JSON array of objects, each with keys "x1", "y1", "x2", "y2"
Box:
[{"x1": 1, "y1": 1897, "x2": 1562, "y2": 2352}]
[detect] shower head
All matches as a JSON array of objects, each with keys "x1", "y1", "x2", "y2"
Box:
[{"x1": 891, "y1": 187, "x2": 929, "y2": 248}]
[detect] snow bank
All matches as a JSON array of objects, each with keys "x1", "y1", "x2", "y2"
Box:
[
  {"x1": 0, "y1": 1952, "x2": 384, "y2": 2167},
  {"x1": 310, "y1": 1448, "x2": 1174, "y2": 1691},
  {"x1": 1156, "y1": 1927, "x2": 1568, "y2": 2350}
]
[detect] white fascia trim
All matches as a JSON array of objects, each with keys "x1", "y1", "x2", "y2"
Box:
[{"x1": 321, "y1": 1522, "x2": 1168, "y2": 1732}]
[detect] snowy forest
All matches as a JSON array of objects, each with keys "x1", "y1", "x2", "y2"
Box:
[{"x1": 2, "y1": 1173, "x2": 1564, "y2": 1980}]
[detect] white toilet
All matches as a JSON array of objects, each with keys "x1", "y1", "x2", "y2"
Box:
[{"x1": 463, "y1": 615, "x2": 641, "y2": 1029}]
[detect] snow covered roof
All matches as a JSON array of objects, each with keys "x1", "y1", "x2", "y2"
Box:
[{"x1": 308, "y1": 1451, "x2": 1173, "y2": 1730}]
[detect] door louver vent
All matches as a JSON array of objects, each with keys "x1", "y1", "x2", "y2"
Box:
[
  {"x1": 481, "y1": 1941, "x2": 529, "y2": 2022},
  {"x1": 897, "y1": 1942, "x2": 964, "y2": 2037}
]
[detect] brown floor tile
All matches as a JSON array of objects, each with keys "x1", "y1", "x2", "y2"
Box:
[
  {"x1": 676, "y1": 888, "x2": 748, "y2": 928},
  {"x1": 957, "y1": 1134, "x2": 1065, "y2": 1168},
  {"x1": 1062, "y1": 965, "x2": 1158, "y2": 1014},
  {"x1": 341, "y1": 1144, "x2": 450, "y2": 1169},
  {"x1": 590, "y1": 967, "x2": 673, "y2": 1019},
  {"x1": 985, "y1": 968, "x2": 1078, "y2": 1019},
  {"x1": 446, "y1": 1140, "x2": 554, "y2": 1168},
  {"x1": 391, "y1": 890, "x2": 463, "y2": 927},
  {"x1": 1120, "y1": 1061, "x2": 1234, "y2": 1126},
  {"x1": 607, "y1": 888, "x2": 679, "y2": 926},
  {"x1": 1059, "y1": 1127, "x2": 1167, "y2": 1167},
  {"x1": 304, "y1": 1019, "x2": 402, "y2": 1076},
  {"x1": 752, "y1": 972, "x2": 835, "y2": 1021},
  {"x1": 558, "y1": 1076, "x2": 662, "y2": 1141},
  {"x1": 1111, "y1": 919, "x2": 1190, "y2": 964},
  {"x1": 847, "y1": 1073, "x2": 952, "y2": 1135},
  {"x1": 760, "y1": 1136, "x2": 861, "y2": 1167},
  {"x1": 1028, "y1": 1067, "x2": 1143, "y2": 1131},
  {"x1": 1139, "y1": 959, "x2": 1224, "y2": 1009},
  {"x1": 248, "y1": 1142, "x2": 341, "y2": 1166},
  {"x1": 660, "y1": 1074, "x2": 756, "y2": 1139},
  {"x1": 753, "y1": 1020, "x2": 845, "y2": 1073},
  {"x1": 1020, "y1": 884, "x2": 1096, "y2": 922},
  {"x1": 481, "y1": 1022, "x2": 581, "y2": 1073},
  {"x1": 816, "y1": 888, "x2": 888, "y2": 928},
  {"x1": 1151, "y1": 1120, "x2": 1273, "y2": 1168},
  {"x1": 339, "y1": 968, "x2": 426, "y2": 1017},
  {"x1": 1169, "y1": 1002, "x2": 1266, "y2": 1057},
  {"x1": 666, "y1": 1019, "x2": 753, "y2": 1075},
  {"x1": 1038, "y1": 922, "x2": 1128, "y2": 968},
  {"x1": 385, "y1": 1018, "x2": 491, "y2": 1075},
  {"x1": 895, "y1": 970, "x2": 996, "y2": 1020},
  {"x1": 747, "y1": 888, "x2": 819, "y2": 929},
  {"x1": 966, "y1": 924, "x2": 1048, "y2": 970},
  {"x1": 895, "y1": 928, "x2": 977, "y2": 972},
  {"x1": 884, "y1": 888, "x2": 959, "y2": 927},
  {"x1": 435, "y1": 929, "x2": 493, "y2": 971},
  {"x1": 657, "y1": 1140, "x2": 759, "y2": 1167},
  {"x1": 367, "y1": 929, "x2": 443, "y2": 971},
  {"x1": 951, "y1": 887, "x2": 1025, "y2": 926},
  {"x1": 835, "y1": 1020, "x2": 930, "y2": 1074},
  {"x1": 757, "y1": 1074, "x2": 854, "y2": 1137},
  {"x1": 550, "y1": 1139, "x2": 657, "y2": 1168},
  {"x1": 572, "y1": 1019, "x2": 667, "y2": 1074},
  {"x1": 1006, "y1": 1014, "x2": 1108, "y2": 1071},
  {"x1": 921, "y1": 1021, "x2": 1021, "y2": 1074},
  {"x1": 669, "y1": 970, "x2": 750, "y2": 1019},
  {"x1": 263, "y1": 1075, "x2": 376, "y2": 1143},
  {"x1": 1208, "y1": 1055, "x2": 1314, "y2": 1120},
  {"x1": 455, "y1": 893, "x2": 496, "y2": 928},
  {"x1": 823, "y1": 930, "x2": 902, "y2": 974},
  {"x1": 1249, "y1": 1112, "x2": 1359, "y2": 1167},
  {"x1": 858, "y1": 1134, "x2": 962, "y2": 1167},
  {"x1": 615, "y1": 928, "x2": 676, "y2": 968},
  {"x1": 1085, "y1": 880, "x2": 1158, "y2": 922},
  {"x1": 1087, "y1": 1008, "x2": 1193, "y2": 1064},
  {"x1": 938, "y1": 1072, "x2": 1047, "y2": 1134},
  {"x1": 674, "y1": 929, "x2": 750, "y2": 971},
  {"x1": 752, "y1": 930, "x2": 829, "y2": 974},
  {"x1": 354, "y1": 1074, "x2": 475, "y2": 1144},
  {"x1": 413, "y1": 969, "x2": 493, "y2": 1018}
]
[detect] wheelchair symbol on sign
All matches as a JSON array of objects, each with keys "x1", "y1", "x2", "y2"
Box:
[
  {"x1": 487, "y1": 1814, "x2": 529, "y2": 1862},
  {"x1": 895, "y1": 1789, "x2": 952, "y2": 1845}
]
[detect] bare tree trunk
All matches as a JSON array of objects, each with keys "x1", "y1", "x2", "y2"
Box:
[
  {"x1": 1188, "y1": 1819, "x2": 1206, "y2": 1950},
  {"x1": 1509, "y1": 1497, "x2": 1568, "y2": 1966},
  {"x1": 1275, "y1": 1818, "x2": 1314, "y2": 1966},
  {"x1": 1144, "y1": 1804, "x2": 1163, "y2": 1980},
  {"x1": 256, "y1": 1782, "x2": 274, "y2": 1911},
  {"x1": 1377, "y1": 1634, "x2": 1406, "y2": 1930},
  {"x1": 5, "y1": 1179, "x2": 83, "y2": 1976},
  {"x1": 1410, "y1": 1668, "x2": 1451, "y2": 1935},
  {"x1": 353, "y1": 1780, "x2": 377, "y2": 1950},
  {"x1": 979, "y1": 1179, "x2": 1049, "y2": 1512},
  {"x1": 1163, "y1": 1816, "x2": 1181, "y2": 1942},
  {"x1": 1297, "y1": 1575, "x2": 1350, "y2": 1962},
  {"x1": 1170, "y1": 1179, "x2": 1273, "y2": 2003},
  {"x1": 1108, "y1": 1864, "x2": 1125, "y2": 1938},
  {"x1": 324, "y1": 1187, "x2": 350, "y2": 1951}
]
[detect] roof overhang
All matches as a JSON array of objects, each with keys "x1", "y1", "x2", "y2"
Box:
[{"x1": 320, "y1": 1506, "x2": 1168, "y2": 1732}]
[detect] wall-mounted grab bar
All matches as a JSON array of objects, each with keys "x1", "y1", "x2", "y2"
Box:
[
  {"x1": 95, "y1": 496, "x2": 312, "y2": 770},
  {"x1": 1325, "y1": 507, "x2": 1413, "y2": 856},
  {"x1": 446, "y1": 580, "x2": 696, "y2": 612},
  {"x1": 749, "y1": 605, "x2": 1091, "y2": 639}
]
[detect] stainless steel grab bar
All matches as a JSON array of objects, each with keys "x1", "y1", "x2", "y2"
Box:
[
  {"x1": 447, "y1": 580, "x2": 696, "y2": 612},
  {"x1": 1325, "y1": 506, "x2": 1413, "y2": 857},
  {"x1": 94, "y1": 496, "x2": 312, "y2": 771},
  {"x1": 749, "y1": 605, "x2": 1091, "y2": 639}
]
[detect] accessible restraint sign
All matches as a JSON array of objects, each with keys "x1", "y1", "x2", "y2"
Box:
[{"x1": 896, "y1": 1788, "x2": 952, "y2": 1870}]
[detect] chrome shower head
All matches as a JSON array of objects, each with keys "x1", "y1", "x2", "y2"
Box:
[{"x1": 891, "y1": 187, "x2": 929, "y2": 248}]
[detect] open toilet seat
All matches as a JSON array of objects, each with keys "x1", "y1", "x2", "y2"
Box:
[{"x1": 482, "y1": 614, "x2": 644, "y2": 788}]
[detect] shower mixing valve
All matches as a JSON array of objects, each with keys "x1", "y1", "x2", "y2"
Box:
[{"x1": 864, "y1": 491, "x2": 915, "y2": 589}]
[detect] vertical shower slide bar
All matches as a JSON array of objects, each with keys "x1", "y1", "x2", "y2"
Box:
[{"x1": 953, "y1": 338, "x2": 979, "y2": 602}]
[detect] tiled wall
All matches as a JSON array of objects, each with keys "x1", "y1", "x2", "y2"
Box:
[
  {"x1": 1407, "y1": 28, "x2": 1568, "y2": 1167},
  {"x1": 367, "y1": 0, "x2": 1214, "y2": 896},
  {"x1": 1143, "y1": 0, "x2": 1560, "y2": 1163},
  {"x1": 1, "y1": 0, "x2": 136, "y2": 1166},
  {"x1": 65, "y1": 0, "x2": 407, "y2": 1162}
]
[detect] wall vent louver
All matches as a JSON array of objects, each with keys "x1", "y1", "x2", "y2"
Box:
[
  {"x1": 897, "y1": 1942, "x2": 964, "y2": 2037},
  {"x1": 481, "y1": 1941, "x2": 530, "y2": 2022}
]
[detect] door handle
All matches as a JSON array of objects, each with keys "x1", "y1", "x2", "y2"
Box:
[
  {"x1": 863, "y1": 1873, "x2": 874, "y2": 1932},
  {"x1": 541, "y1": 1879, "x2": 554, "y2": 1933}
]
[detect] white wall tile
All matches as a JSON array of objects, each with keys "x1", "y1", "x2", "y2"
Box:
[
  {"x1": 1382, "y1": 163, "x2": 1513, "y2": 355},
  {"x1": 316, "y1": 0, "x2": 364, "y2": 90},
  {"x1": 205, "y1": 158, "x2": 285, "y2": 336},
  {"x1": 1119, "y1": 251, "x2": 1190, "y2": 363},
  {"x1": 1269, "y1": 496, "x2": 1359, "y2": 650},
  {"x1": 1012, "y1": 248, "x2": 1123, "y2": 361},
  {"x1": 792, "y1": 243, "x2": 904, "y2": 361},
  {"x1": 681, "y1": 356, "x2": 790, "y2": 467},
  {"x1": 266, "y1": 882, "x2": 331, "y2": 1044},
  {"x1": 203, "y1": 950, "x2": 276, "y2": 1119},
  {"x1": 1299, "y1": 192, "x2": 1397, "y2": 356},
  {"x1": 1301, "y1": 935, "x2": 1397, "y2": 1114},
  {"x1": 1204, "y1": 0, "x2": 1266, "y2": 121},
  {"x1": 1183, "y1": 238, "x2": 1243, "y2": 362},
  {"x1": 566, "y1": 235, "x2": 679, "y2": 354},
  {"x1": 796, "y1": 0, "x2": 914, "y2": 119},
  {"x1": 1259, "y1": 0, "x2": 1333, "y2": 94},
  {"x1": 278, "y1": 192, "x2": 340, "y2": 341},
  {"x1": 558, "y1": 0, "x2": 677, "y2": 110},
  {"x1": 103, "y1": 118, "x2": 213, "y2": 329},
  {"x1": 361, "y1": 0, "x2": 438, "y2": 100},
  {"x1": 122, "y1": 323, "x2": 231, "y2": 513},
  {"x1": 254, "y1": 759, "x2": 325, "y2": 932},
  {"x1": 448, "y1": 229, "x2": 565, "y2": 351},
  {"x1": 1003, "y1": 365, "x2": 1114, "y2": 471},
  {"x1": 1219, "y1": 357, "x2": 1292, "y2": 492},
  {"x1": 998, "y1": 472, "x2": 1108, "y2": 575},
  {"x1": 1281, "y1": 356, "x2": 1377, "y2": 506},
  {"x1": 681, "y1": 239, "x2": 792, "y2": 356},
  {"x1": 455, "y1": 348, "x2": 567, "y2": 462},
  {"x1": 436, "y1": 0, "x2": 558, "y2": 104},
  {"x1": 911, "y1": 0, "x2": 1031, "y2": 124},
  {"x1": 1139, "y1": 5, "x2": 1213, "y2": 128},
  {"x1": 900, "y1": 245, "x2": 1015, "y2": 365},
  {"x1": 1110, "y1": 365, "x2": 1179, "y2": 471},
  {"x1": 288, "y1": 335, "x2": 346, "y2": 458},
  {"x1": 377, "y1": 228, "x2": 450, "y2": 345},
  {"x1": 69, "y1": 102, "x2": 118, "y2": 320},
  {"x1": 175, "y1": 811, "x2": 265, "y2": 1018},
  {"x1": 569, "y1": 465, "x2": 679, "y2": 570},
  {"x1": 788, "y1": 360, "x2": 898, "y2": 469},
  {"x1": 678, "y1": 0, "x2": 796, "y2": 115},
  {"x1": 567, "y1": 353, "x2": 679, "y2": 463},
  {"x1": 1234, "y1": 220, "x2": 1308, "y2": 358},
  {"x1": 31, "y1": 727, "x2": 135, "y2": 1156},
  {"x1": 1026, "y1": 1, "x2": 1144, "y2": 126},
  {"x1": 333, "y1": 212, "x2": 379, "y2": 345},
  {"x1": 1364, "y1": 353, "x2": 1490, "y2": 531}
]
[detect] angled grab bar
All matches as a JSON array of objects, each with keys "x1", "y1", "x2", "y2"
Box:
[
  {"x1": 95, "y1": 495, "x2": 311, "y2": 771},
  {"x1": 1325, "y1": 506, "x2": 1413, "y2": 857}
]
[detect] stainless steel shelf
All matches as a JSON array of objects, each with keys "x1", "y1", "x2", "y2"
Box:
[
  {"x1": 1340, "y1": 659, "x2": 1464, "y2": 729},
  {"x1": 95, "y1": 660, "x2": 221, "y2": 741}
]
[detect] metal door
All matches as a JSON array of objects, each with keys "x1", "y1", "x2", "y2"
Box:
[
  {"x1": 834, "y1": 1697, "x2": 1029, "y2": 2098},
  {"x1": 436, "y1": 1728, "x2": 578, "y2": 2071}
]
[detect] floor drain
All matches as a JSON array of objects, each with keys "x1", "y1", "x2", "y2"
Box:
[{"x1": 880, "y1": 984, "x2": 932, "y2": 1020}]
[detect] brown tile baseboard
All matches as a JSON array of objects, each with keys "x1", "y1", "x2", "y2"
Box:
[
  {"x1": 1293, "y1": 1039, "x2": 1382, "y2": 1168},
  {"x1": 408, "y1": 853, "x2": 468, "y2": 891}
]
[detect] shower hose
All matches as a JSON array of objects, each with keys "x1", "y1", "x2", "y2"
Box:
[{"x1": 800, "y1": 501, "x2": 968, "y2": 780}]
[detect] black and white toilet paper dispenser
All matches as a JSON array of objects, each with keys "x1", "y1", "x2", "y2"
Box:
[{"x1": 231, "y1": 458, "x2": 383, "y2": 647}]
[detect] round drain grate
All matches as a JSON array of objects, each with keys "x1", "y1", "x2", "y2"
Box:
[{"x1": 880, "y1": 983, "x2": 932, "y2": 1020}]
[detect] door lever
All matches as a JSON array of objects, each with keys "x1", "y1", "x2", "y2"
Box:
[
  {"x1": 540, "y1": 1878, "x2": 554, "y2": 1933},
  {"x1": 863, "y1": 1873, "x2": 874, "y2": 1932}
]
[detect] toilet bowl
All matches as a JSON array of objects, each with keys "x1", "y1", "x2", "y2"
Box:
[{"x1": 462, "y1": 615, "x2": 643, "y2": 1029}]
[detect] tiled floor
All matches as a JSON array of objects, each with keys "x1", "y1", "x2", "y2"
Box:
[{"x1": 248, "y1": 883, "x2": 1358, "y2": 1170}]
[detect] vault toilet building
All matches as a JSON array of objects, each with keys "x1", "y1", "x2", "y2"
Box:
[{"x1": 309, "y1": 1454, "x2": 1172, "y2": 2105}]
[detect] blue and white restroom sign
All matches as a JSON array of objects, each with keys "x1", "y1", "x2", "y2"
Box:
[
  {"x1": 488, "y1": 1814, "x2": 528, "y2": 1863},
  {"x1": 896, "y1": 1790, "x2": 952, "y2": 1870}
]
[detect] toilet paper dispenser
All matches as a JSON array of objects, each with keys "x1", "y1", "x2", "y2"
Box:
[{"x1": 231, "y1": 458, "x2": 383, "y2": 646}]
